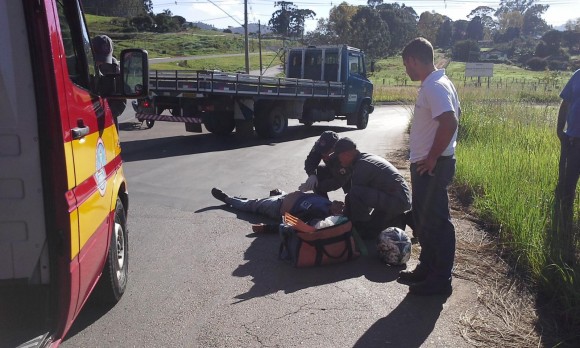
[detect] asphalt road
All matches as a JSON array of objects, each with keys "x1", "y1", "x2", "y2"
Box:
[{"x1": 60, "y1": 105, "x2": 470, "y2": 347}]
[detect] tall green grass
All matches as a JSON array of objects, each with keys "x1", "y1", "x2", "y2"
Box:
[{"x1": 456, "y1": 94, "x2": 580, "y2": 341}]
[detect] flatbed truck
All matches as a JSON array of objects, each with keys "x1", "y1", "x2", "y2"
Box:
[{"x1": 134, "y1": 45, "x2": 374, "y2": 138}]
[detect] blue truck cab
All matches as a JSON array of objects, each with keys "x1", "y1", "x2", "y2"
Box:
[{"x1": 285, "y1": 45, "x2": 374, "y2": 129}]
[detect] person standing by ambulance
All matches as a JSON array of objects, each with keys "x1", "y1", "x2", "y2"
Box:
[{"x1": 398, "y1": 37, "x2": 460, "y2": 296}]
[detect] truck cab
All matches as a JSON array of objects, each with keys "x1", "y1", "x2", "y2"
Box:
[
  {"x1": 285, "y1": 45, "x2": 374, "y2": 129},
  {"x1": 0, "y1": 1, "x2": 148, "y2": 347}
]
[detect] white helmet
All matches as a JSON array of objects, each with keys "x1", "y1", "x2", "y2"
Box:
[{"x1": 376, "y1": 227, "x2": 412, "y2": 266}]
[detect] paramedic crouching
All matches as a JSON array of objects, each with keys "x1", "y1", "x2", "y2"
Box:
[{"x1": 334, "y1": 137, "x2": 412, "y2": 239}]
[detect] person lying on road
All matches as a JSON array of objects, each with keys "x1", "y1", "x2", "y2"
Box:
[{"x1": 211, "y1": 188, "x2": 344, "y2": 233}]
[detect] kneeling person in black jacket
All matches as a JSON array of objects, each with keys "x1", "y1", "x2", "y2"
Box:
[{"x1": 334, "y1": 137, "x2": 412, "y2": 239}]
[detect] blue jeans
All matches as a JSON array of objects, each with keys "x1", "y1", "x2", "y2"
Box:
[
  {"x1": 410, "y1": 157, "x2": 456, "y2": 280},
  {"x1": 226, "y1": 195, "x2": 284, "y2": 220},
  {"x1": 554, "y1": 136, "x2": 580, "y2": 263}
]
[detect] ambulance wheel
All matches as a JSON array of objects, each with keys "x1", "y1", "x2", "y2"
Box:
[
  {"x1": 255, "y1": 106, "x2": 287, "y2": 138},
  {"x1": 356, "y1": 103, "x2": 369, "y2": 130},
  {"x1": 145, "y1": 120, "x2": 155, "y2": 129},
  {"x1": 95, "y1": 197, "x2": 128, "y2": 304}
]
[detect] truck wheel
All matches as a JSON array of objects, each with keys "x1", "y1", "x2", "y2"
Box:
[
  {"x1": 204, "y1": 113, "x2": 235, "y2": 135},
  {"x1": 255, "y1": 106, "x2": 288, "y2": 138},
  {"x1": 356, "y1": 103, "x2": 370, "y2": 130},
  {"x1": 145, "y1": 120, "x2": 155, "y2": 129},
  {"x1": 94, "y1": 197, "x2": 128, "y2": 304}
]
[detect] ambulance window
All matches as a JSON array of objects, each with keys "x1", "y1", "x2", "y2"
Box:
[{"x1": 56, "y1": 1, "x2": 96, "y2": 89}]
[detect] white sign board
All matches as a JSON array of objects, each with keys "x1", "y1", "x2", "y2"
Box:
[{"x1": 465, "y1": 63, "x2": 494, "y2": 77}]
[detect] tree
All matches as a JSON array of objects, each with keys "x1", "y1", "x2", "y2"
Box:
[
  {"x1": 418, "y1": 12, "x2": 447, "y2": 45},
  {"x1": 290, "y1": 8, "x2": 316, "y2": 39},
  {"x1": 350, "y1": 6, "x2": 390, "y2": 59},
  {"x1": 130, "y1": 14, "x2": 155, "y2": 31},
  {"x1": 497, "y1": 11, "x2": 523, "y2": 34},
  {"x1": 561, "y1": 30, "x2": 580, "y2": 54},
  {"x1": 269, "y1": 1, "x2": 295, "y2": 37},
  {"x1": 564, "y1": 18, "x2": 580, "y2": 31},
  {"x1": 495, "y1": 1, "x2": 549, "y2": 38},
  {"x1": 468, "y1": 6, "x2": 498, "y2": 40},
  {"x1": 153, "y1": 10, "x2": 180, "y2": 33},
  {"x1": 521, "y1": 4, "x2": 549, "y2": 37},
  {"x1": 327, "y1": 2, "x2": 360, "y2": 44},
  {"x1": 375, "y1": 3, "x2": 418, "y2": 55},
  {"x1": 453, "y1": 40, "x2": 480, "y2": 62},
  {"x1": 495, "y1": 0, "x2": 536, "y2": 16},
  {"x1": 494, "y1": 26, "x2": 521, "y2": 43},
  {"x1": 304, "y1": 18, "x2": 334, "y2": 45},
  {"x1": 82, "y1": 0, "x2": 148, "y2": 17},
  {"x1": 436, "y1": 20, "x2": 453, "y2": 48},
  {"x1": 452, "y1": 20, "x2": 469, "y2": 43},
  {"x1": 466, "y1": 16, "x2": 484, "y2": 41}
]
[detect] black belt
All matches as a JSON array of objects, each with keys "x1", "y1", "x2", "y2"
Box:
[{"x1": 438, "y1": 155, "x2": 454, "y2": 161}]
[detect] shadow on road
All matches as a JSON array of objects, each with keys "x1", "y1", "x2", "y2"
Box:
[
  {"x1": 119, "y1": 122, "x2": 356, "y2": 163},
  {"x1": 219, "y1": 205, "x2": 447, "y2": 347},
  {"x1": 62, "y1": 298, "x2": 115, "y2": 343},
  {"x1": 230, "y1": 229, "x2": 402, "y2": 301},
  {"x1": 353, "y1": 294, "x2": 448, "y2": 348}
]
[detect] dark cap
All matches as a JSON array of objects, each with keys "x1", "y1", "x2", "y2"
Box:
[
  {"x1": 333, "y1": 137, "x2": 357, "y2": 154},
  {"x1": 92, "y1": 35, "x2": 113, "y2": 64},
  {"x1": 315, "y1": 131, "x2": 339, "y2": 154}
]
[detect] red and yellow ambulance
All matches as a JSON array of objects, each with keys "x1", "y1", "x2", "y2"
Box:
[{"x1": 0, "y1": 1, "x2": 148, "y2": 346}]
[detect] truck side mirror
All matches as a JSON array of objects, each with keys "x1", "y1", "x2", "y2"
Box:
[
  {"x1": 370, "y1": 61, "x2": 375, "y2": 73},
  {"x1": 119, "y1": 49, "x2": 149, "y2": 98}
]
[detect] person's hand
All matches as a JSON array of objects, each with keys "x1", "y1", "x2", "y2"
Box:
[
  {"x1": 416, "y1": 157, "x2": 437, "y2": 176},
  {"x1": 298, "y1": 174, "x2": 318, "y2": 192}
]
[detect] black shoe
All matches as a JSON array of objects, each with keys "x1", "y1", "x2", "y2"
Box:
[
  {"x1": 269, "y1": 188, "x2": 283, "y2": 196},
  {"x1": 409, "y1": 278, "x2": 452, "y2": 296},
  {"x1": 211, "y1": 188, "x2": 229, "y2": 203},
  {"x1": 397, "y1": 267, "x2": 429, "y2": 284}
]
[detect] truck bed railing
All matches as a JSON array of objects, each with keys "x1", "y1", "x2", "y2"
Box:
[{"x1": 149, "y1": 70, "x2": 345, "y2": 98}]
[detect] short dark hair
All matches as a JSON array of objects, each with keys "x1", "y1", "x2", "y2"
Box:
[{"x1": 402, "y1": 37, "x2": 434, "y2": 65}]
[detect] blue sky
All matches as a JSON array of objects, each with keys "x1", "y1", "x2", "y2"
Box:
[{"x1": 151, "y1": 0, "x2": 578, "y2": 31}]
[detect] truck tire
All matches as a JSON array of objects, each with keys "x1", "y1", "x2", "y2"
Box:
[
  {"x1": 255, "y1": 106, "x2": 288, "y2": 138},
  {"x1": 94, "y1": 197, "x2": 128, "y2": 304},
  {"x1": 356, "y1": 103, "x2": 370, "y2": 130},
  {"x1": 203, "y1": 113, "x2": 235, "y2": 136}
]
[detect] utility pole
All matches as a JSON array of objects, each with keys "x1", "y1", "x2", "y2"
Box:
[
  {"x1": 244, "y1": 0, "x2": 249, "y2": 73},
  {"x1": 258, "y1": 20, "x2": 263, "y2": 75}
]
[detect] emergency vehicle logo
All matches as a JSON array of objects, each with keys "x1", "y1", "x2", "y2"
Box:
[{"x1": 95, "y1": 138, "x2": 107, "y2": 196}]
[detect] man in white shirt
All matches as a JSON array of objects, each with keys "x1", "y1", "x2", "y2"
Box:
[{"x1": 398, "y1": 37, "x2": 460, "y2": 296}]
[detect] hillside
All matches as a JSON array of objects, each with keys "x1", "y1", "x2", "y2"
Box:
[{"x1": 85, "y1": 14, "x2": 282, "y2": 59}]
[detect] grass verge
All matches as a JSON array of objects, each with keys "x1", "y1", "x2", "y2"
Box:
[{"x1": 455, "y1": 95, "x2": 580, "y2": 345}]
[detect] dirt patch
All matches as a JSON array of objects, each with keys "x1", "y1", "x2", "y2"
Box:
[{"x1": 386, "y1": 144, "x2": 563, "y2": 347}]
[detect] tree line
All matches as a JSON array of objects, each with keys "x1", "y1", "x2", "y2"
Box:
[
  {"x1": 270, "y1": 0, "x2": 580, "y2": 71},
  {"x1": 83, "y1": 0, "x2": 580, "y2": 71}
]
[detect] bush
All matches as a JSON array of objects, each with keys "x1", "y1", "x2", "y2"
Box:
[
  {"x1": 548, "y1": 60, "x2": 568, "y2": 71},
  {"x1": 569, "y1": 59, "x2": 580, "y2": 71},
  {"x1": 527, "y1": 57, "x2": 547, "y2": 71}
]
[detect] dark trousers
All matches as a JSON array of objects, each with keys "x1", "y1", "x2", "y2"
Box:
[
  {"x1": 314, "y1": 165, "x2": 350, "y2": 198},
  {"x1": 410, "y1": 157, "x2": 456, "y2": 280},
  {"x1": 553, "y1": 136, "x2": 580, "y2": 264}
]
